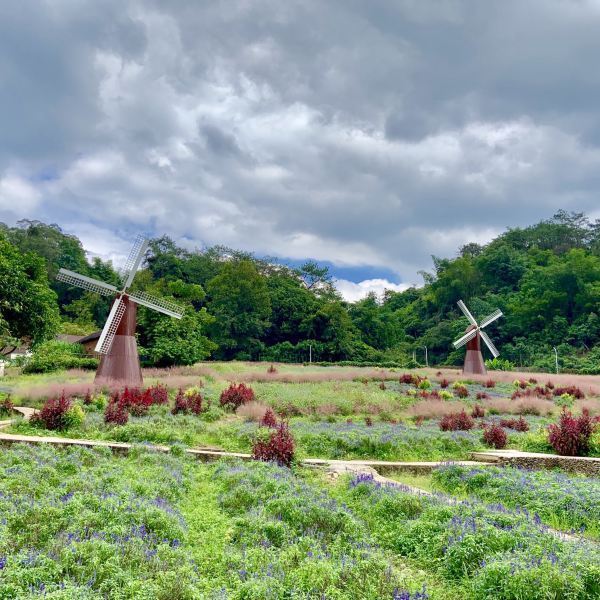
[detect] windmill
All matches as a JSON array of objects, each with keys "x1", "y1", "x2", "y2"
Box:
[
  {"x1": 56, "y1": 236, "x2": 184, "y2": 386},
  {"x1": 452, "y1": 300, "x2": 503, "y2": 375}
]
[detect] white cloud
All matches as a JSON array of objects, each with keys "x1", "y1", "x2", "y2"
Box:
[{"x1": 334, "y1": 278, "x2": 412, "y2": 303}]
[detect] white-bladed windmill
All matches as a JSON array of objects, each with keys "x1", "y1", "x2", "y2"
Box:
[
  {"x1": 452, "y1": 300, "x2": 503, "y2": 375},
  {"x1": 56, "y1": 235, "x2": 184, "y2": 386}
]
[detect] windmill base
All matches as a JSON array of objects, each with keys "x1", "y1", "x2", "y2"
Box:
[
  {"x1": 463, "y1": 349, "x2": 487, "y2": 376},
  {"x1": 95, "y1": 335, "x2": 143, "y2": 387}
]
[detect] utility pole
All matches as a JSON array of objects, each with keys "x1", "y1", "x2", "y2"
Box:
[
  {"x1": 423, "y1": 346, "x2": 428, "y2": 368},
  {"x1": 553, "y1": 347, "x2": 559, "y2": 374},
  {"x1": 309, "y1": 344, "x2": 312, "y2": 364}
]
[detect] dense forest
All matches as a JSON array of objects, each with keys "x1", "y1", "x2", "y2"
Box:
[{"x1": 1, "y1": 211, "x2": 599, "y2": 373}]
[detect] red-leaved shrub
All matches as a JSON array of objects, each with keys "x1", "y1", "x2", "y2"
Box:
[
  {"x1": 471, "y1": 404, "x2": 485, "y2": 418},
  {"x1": 83, "y1": 390, "x2": 93, "y2": 405},
  {"x1": 553, "y1": 386, "x2": 585, "y2": 400},
  {"x1": 220, "y1": 383, "x2": 255, "y2": 410},
  {"x1": 439, "y1": 379, "x2": 450, "y2": 389},
  {"x1": 0, "y1": 395, "x2": 15, "y2": 414},
  {"x1": 439, "y1": 410, "x2": 474, "y2": 431},
  {"x1": 484, "y1": 379, "x2": 496, "y2": 389},
  {"x1": 104, "y1": 396, "x2": 129, "y2": 425},
  {"x1": 147, "y1": 384, "x2": 169, "y2": 405},
  {"x1": 483, "y1": 423, "x2": 507, "y2": 449},
  {"x1": 187, "y1": 391, "x2": 204, "y2": 415},
  {"x1": 455, "y1": 385, "x2": 469, "y2": 398},
  {"x1": 252, "y1": 421, "x2": 295, "y2": 467},
  {"x1": 260, "y1": 407, "x2": 278, "y2": 427},
  {"x1": 32, "y1": 393, "x2": 72, "y2": 430},
  {"x1": 548, "y1": 408, "x2": 596, "y2": 456},
  {"x1": 379, "y1": 381, "x2": 386, "y2": 390},
  {"x1": 118, "y1": 387, "x2": 153, "y2": 417},
  {"x1": 499, "y1": 416, "x2": 530, "y2": 432},
  {"x1": 399, "y1": 373, "x2": 415, "y2": 384},
  {"x1": 365, "y1": 416, "x2": 373, "y2": 427},
  {"x1": 172, "y1": 389, "x2": 188, "y2": 415},
  {"x1": 476, "y1": 392, "x2": 489, "y2": 401}
]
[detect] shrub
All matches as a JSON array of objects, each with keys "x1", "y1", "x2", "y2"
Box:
[
  {"x1": 65, "y1": 404, "x2": 85, "y2": 428},
  {"x1": 484, "y1": 379, "x2": 496, "y2": 388},
  {"x1": 22, "y1": 340, "x2": 98, "y2": 374},
  {"x1": 104, "y1": 396, "x2": 129, "y2": 425},
  {"x1": 172, "y1": 388, "x2": 188, "y2": 415},
  {"x1": 454, "y1": 385, "x2": 469, "y2": 398},
  {"x1": 365, "y1": 416, "x2": 373, "y2": 427},
  {"x1": 0, "y1": 395, "x2": 14, "y2": 415},
  {"x1": 548, "y1": 408, "x2": 596, "y2": 456},
  {"x1": 118, "y1": 387, "x2": 153, "y2": 417},
  {"x1": 439, "y1": 410, "x2": 474, "y2": 431},
  {"x1": 147, "y1": 383, "x2": 169, "y2": 405},
  {"x1": 186, "y1": 390, "x2": 204, "y2": 415},
  {"x1": 553, "y1": 386, "x2": 585, "y2": 400},
  {"x1": 252, "y1": 421, "x2": 295, "y2": 467},
  {"x1": 439, "y1": 378, "x2": 450, "y2": 388},
  {"x1": 476, "y1": 392, "x2": 489, "y2": 400},
  {"x1": 439, "y1": 390, "x2": 454, "y2": 400},
  {"x1": 267, "y1": 364, "x2": 277, "y2": 374},
  {"x1": 499, "y1": 416, "x2": 529, "y2": 432},
  {"x1": 482, "y1": 423, "x2": 507, "y2": 449},
  {"x1": 260, "y1": 407, "x2": 278, "y2": 427},
  {"x1": 399, "y1": 373, "x2": 415, "y2": 384},
  {"x1": 83, "y1": 389, "x2": 93, "y2": 405},
  {"x1": 471, "y1": 404, "x2": 485, "y2": 418},
  {"x1": 31, "y1": 392, "x2": 73, "y2": 430},
  {"x1": 418, "y1": 379, "x2": 431, "y2": 390},
  {"x1": 379, "y1": 381, "x2": 386, "y2": 390},
  {"x1": 219, "y1": 383, "x2": 255, "y2": 410}
]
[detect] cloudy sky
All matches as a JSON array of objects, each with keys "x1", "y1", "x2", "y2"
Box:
[{"x1": 2, "y1": 0, "x2": 600, "y2": 301}]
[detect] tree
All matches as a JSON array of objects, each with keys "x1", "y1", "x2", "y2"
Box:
[
  {"x1": 0, "y1": 234, "x2": 60, "y2": 354},
  {"x1": 207, "y1": 260, "x2": 272, "y2": 359},
  {"x1": 142, "y1": 309, "x2": 216, "y2": 367}
]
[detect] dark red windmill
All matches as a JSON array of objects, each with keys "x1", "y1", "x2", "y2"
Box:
[
  {"x1": 452, "y1": 300, "x2": 503, "y2": 376},
  {"x1": 56, "y1": 236, "x2": 184, "y2": 386}
]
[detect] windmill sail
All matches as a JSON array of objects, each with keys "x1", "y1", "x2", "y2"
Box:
[
  {"x1": 122, "y1": 236, "x2": 149, "y2": 289},
  {"x1": 128, "y1": 290, "x2": 184, "y2": 319},
  {"x1": 480, "y1": 309, "x2": 503, "y2": 329},
  {"x1": 453, "y1": 328, "x2": 478, "y2": 349},
  {"x1": 480, "y1": 330, "x2": 500, "y2": 358},
  {"x1": 56, "y1": 269, "x2": 118, "y2": 296},
  {"x1": 95, "y1": 297, "x2": 127, "y2": 354},
  {"x1": 457, "y1": 300, "x2": 477, "y2": 326}
]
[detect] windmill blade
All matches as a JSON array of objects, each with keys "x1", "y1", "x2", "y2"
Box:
[
  {"x1": 95, "y1": 297, "x2": 127, "y2": 354},
  {"x1": 453, "y1": 328, "x2": 478, "y2": 349},
  {"x1": 127, "y1": 290, "x2": 184, "y2": 319},
  {"x1": 480, "y1": 330, "x2": 500, "y2": 358},
  {"x1": 457, "y1": 300, "x2": 478, "y2": 326},
  {"x1": 121, "y1": 236, "x2": 149, "y2": 290},
  {"x1": 480, "y1": 309, "x2": 503, "y2": 329},
  {"x1": 56, "y1": 269, "x2": 118, "y2": 297}
]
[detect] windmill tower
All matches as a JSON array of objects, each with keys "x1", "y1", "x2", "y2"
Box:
[
  {"x1": 452, "y1": 300, "x2": 503, "y2": 376},
  {"x1": 56, "y1": 236, "x2": 184, "y2": 386}
]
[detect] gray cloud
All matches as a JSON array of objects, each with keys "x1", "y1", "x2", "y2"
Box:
[{"x1": 1, "y1": 0, "x2": 600, "y2": 293}]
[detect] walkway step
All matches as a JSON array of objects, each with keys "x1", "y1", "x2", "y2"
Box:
[{"x1": 303, "y1": 458, "x2": 487, "y2": 475}]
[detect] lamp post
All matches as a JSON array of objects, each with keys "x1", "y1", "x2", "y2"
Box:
[
  {"x1": 553, "y1": 347, "x2": 559, "y2": 374},
  {"x1": 423, "y1": 346, "x2": 428, "y2": 368}
]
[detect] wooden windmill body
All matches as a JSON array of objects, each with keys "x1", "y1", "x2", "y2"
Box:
[
  {"x1": 453, "y1": 300, "x2": 503, "y2": 376},
  {"x1": 57, "y1": 236, "x2": 184, "y2": 387}
]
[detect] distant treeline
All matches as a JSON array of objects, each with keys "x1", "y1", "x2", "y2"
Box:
[{"x1": 1, "y1": 210, "x2": 599, "y2": 372}]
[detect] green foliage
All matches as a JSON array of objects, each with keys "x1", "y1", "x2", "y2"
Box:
[
  {"x1": 141, "y1": 309, "x2": 216, "y2": 367},
  {"x1": 22, "y1": 340, "x2": 97, "y2": 373},
  {"x1": 484, "y1": 358, "x2": 515, "y2": 371},
  {"x1": 0, "y1": 233, "x2": 60, "y2": 354}
]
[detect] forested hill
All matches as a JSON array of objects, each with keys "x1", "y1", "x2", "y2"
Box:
[{"x1": 1, "y1": 211, "x2": 599, "y2": 373}]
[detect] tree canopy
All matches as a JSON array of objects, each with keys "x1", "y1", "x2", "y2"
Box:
[{"x1": 1, "y1": 210, "x2": 598, "y2": 372}]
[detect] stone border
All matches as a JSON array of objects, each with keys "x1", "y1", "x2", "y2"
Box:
[{"x1": 471, "y1": 450, "x2": 600, "y2": 476}]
